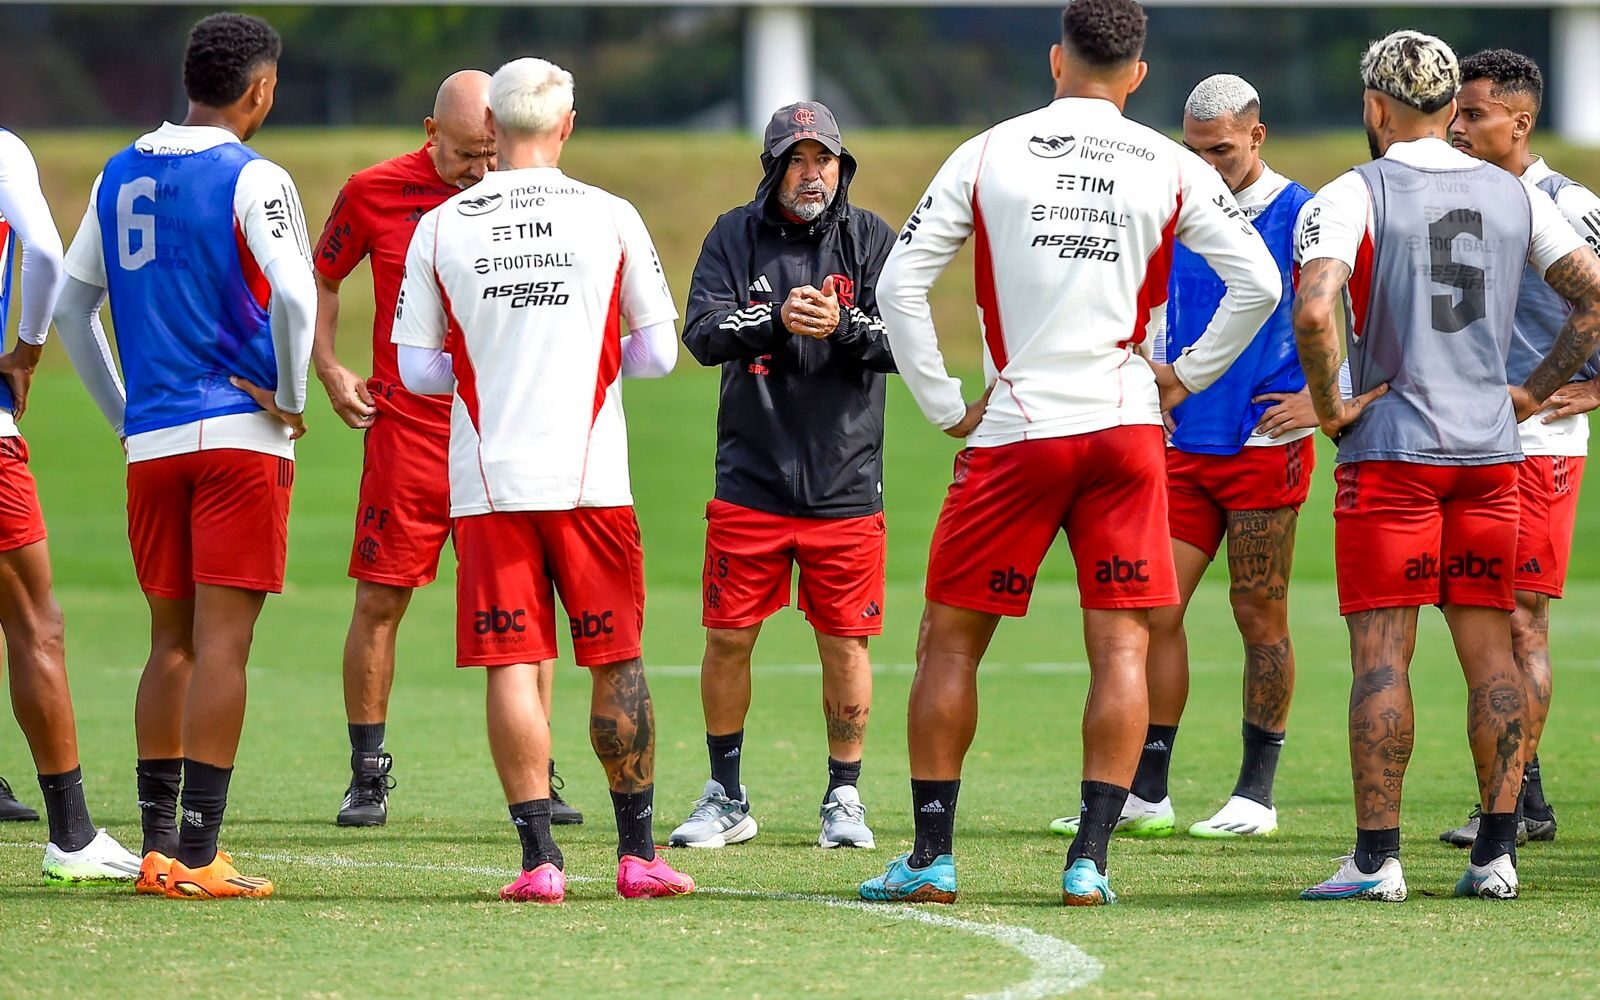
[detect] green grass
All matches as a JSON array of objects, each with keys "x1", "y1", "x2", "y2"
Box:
[{"x1": 0, "y1": 131, "x2": 1598, "y2": 998}]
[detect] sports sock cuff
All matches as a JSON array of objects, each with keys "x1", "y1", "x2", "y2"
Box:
[
  {"x1": 349, "y1": 722, "x2": 386, "y2": 753},
  {"x1": 37, "y1": 766, "x2": 84, "y2": 792},
  {"x1": 1242, "y1": 721, "x2": 1286, "y2": 745},
  {"x1": 136, "y1": 757, "x2": 184, "y2": 779},
  {"x1": 707, "y1": 730, "x2": 745, "y2": 753}
]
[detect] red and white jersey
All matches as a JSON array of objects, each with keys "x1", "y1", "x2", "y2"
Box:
[
  {"x1": 878, "y1": 97, "x2": 1281, "y2": 447},
  {"x1": 392, "y1": 166, "x2": 677, "y2": 516}
]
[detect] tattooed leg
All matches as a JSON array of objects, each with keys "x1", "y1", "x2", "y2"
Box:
[
  {"x1": 1345, "y1": 607, "x2": 1419, "y2": 829},
  {"x1": 817, "y1": 632, "x2": 871, "y2": 762},
  {"x1": 1227, "y1": 508, "x2": 1298, "y2": 732},
  {"x1": 1445, "y1": 605, "x2": 1525, "y2": 814},
  {"x1": 589, "y1": 657, "x2": 654, "y2": 793},
  {"x1": 1147, "y1": 539, "x2": 1212, "y2": 727},
  {"x1": 1510, "y1": 591, "x2": 1553, "y2": 759}
]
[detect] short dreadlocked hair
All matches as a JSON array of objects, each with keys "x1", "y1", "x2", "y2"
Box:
[
  {"x1": 1460, "y1": 48, "x2": 1544, "y2": 114},
  {"x1": 1359, "y1": 30, "x2": 1459, "y2": 114},
  {"x1": 183, "y1": 13, "x2": 282, "y2": 109},
  {"x1": 1060, "y1": 0, "x2": 1148, "y2": 68}
]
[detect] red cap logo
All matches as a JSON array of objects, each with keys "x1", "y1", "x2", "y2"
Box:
[{"x1": 793, "y1": 107, "x2": 817, "y2": 126}]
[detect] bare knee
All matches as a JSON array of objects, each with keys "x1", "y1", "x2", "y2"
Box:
[
  {"x1": 705, "y1": 626, "x2": 759, "y2": 667},
  {"x1": 353, "y1": 582, "x2": 412, "y2": 631},
  {"x1": 1148, "y1": 604, "x2": 1185, "y2": 644},
  {"x1": 1231, "y1": 592, "x2": 1287, "y2": 647}
]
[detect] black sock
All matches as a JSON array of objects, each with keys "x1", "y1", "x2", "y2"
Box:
[
  {"x1": 1471, "y1": 811, "x2": 1519, "y2": 866},
  {"x1": 1522, "y1": 754, "x2": 1552, "y2": 819},
  {"x1": 349, "y1": 722, "x2": 386, "y2": 754},
  {"x1": 909, "y1": 778, "x2": 959, "y2": 868},
  {"x1": 1129, "y1": 725, "x2": 1178, "y2": 803},
  {"x1": 826, "y1": 757, "x2": 862, "y2": 801},
  {"x1": 37, "y1": 767, "x2": 96, "y2": 853},
  {"x1": 706, "y1": 731, "x2": 743, "y2": 798},
  {"x1": 175, "y1": 760, "x2": 232, "y2": 868},
  {"x1": 1353, "y1": 826, "x2": 1400, "y2": 875},
  {"x1": 1232, "y1": 722, "x2": 1286, "y2": 808},
  {"x1": 136, "y1": 757, "x2": 182, "y2": 857},
  {"x1": 509, "y1": 799, "x2": 563, "y2": 871},
  {"x1": 611, "y1": 787, "x2": 655, "y2": 861},
  {"x1": 1066, "y1": 780, "x2": 1129, "y2": 875}
]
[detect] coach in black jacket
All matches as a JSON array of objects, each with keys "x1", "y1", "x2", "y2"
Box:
[{"x1": 671, "y1": 102, "x2": 896, "y2": 852}]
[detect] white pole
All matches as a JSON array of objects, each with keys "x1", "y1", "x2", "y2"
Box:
[
  {"x1": 745, "y1": 5, "x2": 815, "y2": 133},
  {"x1": 1554, "y1": 6, "x2": 1600, "y2": 145}
]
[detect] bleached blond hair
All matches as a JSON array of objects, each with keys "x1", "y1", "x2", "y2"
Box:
[
  {"x1": 489, "y1": 57, "x2": 574, "y2": 136},
  {"x1": 1185, "y1": 74, "x2": 1261, "y2": 122},
  {"x1": 1360, "y1": 30, "x2": 1459, "y2": 114}
]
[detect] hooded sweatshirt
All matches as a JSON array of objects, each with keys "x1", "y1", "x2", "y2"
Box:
[{"x1": 682, "y1": 143, "x2": 897, "y2": 518}]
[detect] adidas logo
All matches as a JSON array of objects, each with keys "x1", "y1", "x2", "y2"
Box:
[
  {"x1": 636, "y1": 806, "x2": 653, "y2": 820},
  {"x1": 722, "y1": 747, "x2": 741, "y2": 758},
  {"x1": 1144, "y1": 740, "x2": 1168, "y2": 751},
  {"x1": 1519, "y1": 557, "x2": 1541, "y2": 575},
  {"x1": 748, "y1": 274, "x2": 774, "y2": 294},
  {"x1": 861, "y1": 601, "x2": 882, "y2": 619},
  {"x1": 919, "y1": 800, "x2": 946, "y2": 813},
  {"x1": 181, "y1": 808, "x2": 203, "y2": 828}
]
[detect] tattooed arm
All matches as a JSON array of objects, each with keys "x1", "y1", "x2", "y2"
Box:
[
  {"x1": 1519, "y1": 246, "x2": 1600, "y2": 418},
  {"x1": 1291, "y1": 259, "x2": 1388, "y2": 439}
]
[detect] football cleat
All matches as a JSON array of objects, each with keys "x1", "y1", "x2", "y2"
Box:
[
  {"x1": 616, "y1": 854, "x2": 695, "y2": 898},
  {"x1": 818, "y1": 785, "x2": 875, "y2": 849},
  {"x1": 1049, "y1": 792, "x2": 1175, "y2": 839},
  {"x1": 1061, "y1": 857, "x2": 1117, "y2": 906},
  {"x1": 1188, "y1": 795, "x2": 1279, "y2": 839},
  {"x1": 1301, "y1": 855, "x2": 1407, "y2": 902},
  {"x1": 501, "y1": 863, "x2": 566, "y2": 903},
  {"x1": 0, "y1": 776, "x2": 39, "y2": 822},
  {"x1": 337, "y1": 751, "x2": 396, "y2": 828},
  {"x1": 549, "y1": 762, "x2": 582, "y2": 826},
  {"x1": 1523, "y1": 807, "x2": 1557, "y2": 843},
  {"x1": 1439, "y1": 804, "x2": 1529, "y2": 848},
  {"x1": 668, "y1": 779, "x2": 756, "y2": 849},
  {"x1": 42, "y1": 829, "x2": 140, "y2": 884},
  {"x1": 1455, "y1": 854, "x2": 1519, "y2": 900},
  {"x1": 165, "y1": 854, "x2": 274, "y2": 899},
  {"x1": 137, "y1": 852, "x2": 173, "y2": 895},
  {"x1": 859, "y1": 853, "x2": 957, "y2": 904}
]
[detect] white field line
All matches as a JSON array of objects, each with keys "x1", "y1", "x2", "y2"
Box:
[{"x1": 0, "y1": 842, "x2": 1104, "y2": 999}]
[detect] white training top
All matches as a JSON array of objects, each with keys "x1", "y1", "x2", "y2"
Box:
[
  {"x1": 0, "y1": 129, "x2": 66, "y2": 438},
  {"x1": 877, "y1": 96, "x2": 1282, "y2": 448},
  {"x1": 1517, "y1": 156, "x2": 1600, "y2": 457},
  {"x1": 391, "y1": 166, "x2": 678, "y2": 516},
  {"x1": 60, "y1": 122, "x2": 315, "y2": 462}
]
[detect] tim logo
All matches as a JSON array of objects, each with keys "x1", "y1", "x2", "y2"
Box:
[
  {"x1": 457, "y1": 192, "x2": 503, "y2": 216},
  {"x1": 793, "y1": 107, "x2": 817, "y2": 126},
  {"x1": 748, "y1": 354, "x2": 772, "y2": 376},
  {"x1": 1095, "y1": 555, "x2": 1150, "y2": 584},
  {"x1": 475, "y1": 605, "x2": 527, "y2": 635},
  {"x1": 826, "y1": 273, "x2": 856, "y2": 309},
  {"x1": 989, "y1": 566, "x2": 1035, "y2": 596},
  {"x1": 1028, "y1": 135, "x2": 1076, "y2": 158},
  {"x1": 569, "y1": 610, "x2": 615, "y2": 639}
]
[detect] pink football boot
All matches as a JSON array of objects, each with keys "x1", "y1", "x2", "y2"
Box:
[
  {"x1": 501, "y1": 863, "x2": 566, "y2": 903},
  {"x1": 616, "y1": 854, "x2": 696, "y2": 898}
]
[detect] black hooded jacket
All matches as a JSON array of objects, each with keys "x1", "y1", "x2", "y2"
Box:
[{"x1": 682, "y1": 146, "x2": 897, "y2": 519}]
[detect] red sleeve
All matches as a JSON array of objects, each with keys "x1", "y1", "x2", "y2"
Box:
[{"x1": 313, "y1": 177, "x2": 374, "y2": 281}]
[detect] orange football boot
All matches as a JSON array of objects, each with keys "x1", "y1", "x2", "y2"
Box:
[{"x1": 164, "y1": 852, "x2": 270, "y2": 900}]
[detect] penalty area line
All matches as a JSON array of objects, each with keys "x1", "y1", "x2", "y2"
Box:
[{"x1": 0, "y1": 841, "x2": 1103, "y2": 998}]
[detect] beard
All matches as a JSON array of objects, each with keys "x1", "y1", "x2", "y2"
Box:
[
  {"x1": 780, "y1": 181, "x2": 836, "y2": 222},
  {"x1": 1366, "y1": 124, "x2": 1383, "y2": 160}
]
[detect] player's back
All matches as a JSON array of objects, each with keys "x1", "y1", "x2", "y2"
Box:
[
  {"x1": 95, "y1": 141, "x2": 278, "y2": 436},
  {"x1": 964, "y1": 99, "x2": 1222, "y2": 435},
  {"x1": 1341, "y1": 157, "x2": 1531, "y2": 465},
  {"x1": 419, "y1": 167, "x2": 656, "y2": 510}
]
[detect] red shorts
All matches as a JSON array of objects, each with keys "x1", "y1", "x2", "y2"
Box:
[
  {"x1": 1333, "y1": 460, "x2": 1518, "y2": 614},
  {"x1": 1514, "y1": 455, "x2": 1585, "y2": 598},
  {"x1": 126, "y1": 449, "x2": 294, "y2": 599},
  {"x1": 453, "y1": 508, "x2": 645, "y2": 668},
  {"x1": 0, "y1": 437, "x2": 47, "y2": 553},
  {"x1": 925, "y1": 425, "x2": 1179, "y2": 615},
  {"x1": 1166, "y1": 436, "x2": 1315, "y2": 558},
  {"x1": 348, "y1": 413, "x2": 451, "y2": 588},
  {"x1": 701, "y1": 499, "x2": 887, "y2": 637}
]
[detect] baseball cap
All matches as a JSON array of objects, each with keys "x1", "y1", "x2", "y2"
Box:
[{"x1": 763, "y1": 101, "x2": 843, "y2": 159}]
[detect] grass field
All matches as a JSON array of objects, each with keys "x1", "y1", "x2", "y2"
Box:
[{"x1": 1, "y1": 130, "x2": 1599, "y2": 999}]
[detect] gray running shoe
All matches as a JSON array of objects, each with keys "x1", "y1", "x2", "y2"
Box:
[
  {"x1": 668, "y1": 780, "x2": 757, "y2": 848},
  {"x1": 1523, "y1": 807, "x2": 1557, "y2": 842},
  {"x1": 818, "y1": 785, "x2": 876, "y2": 849},
  {"x1": 1439, "y1": 804, "x2": 1529, "y2": 847}
]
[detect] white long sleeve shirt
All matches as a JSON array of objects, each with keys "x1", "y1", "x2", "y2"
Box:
[
  {"x1": 878, "y1": 97, "x2": 1281, "y2": 446},
  {"x1": 0, "y1": 129, "x2": 67, "y2": 437}
]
